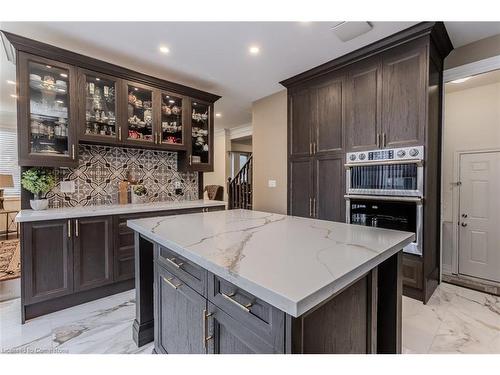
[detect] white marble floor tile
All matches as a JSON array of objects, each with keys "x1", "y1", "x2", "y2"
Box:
[{"x1": 1, "y1": 282, "x2": 499, "y2": 354}]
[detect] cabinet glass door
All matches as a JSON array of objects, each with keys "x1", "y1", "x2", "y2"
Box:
[
  {"x1": 28, "y1": 61, "x2": 71, "y2": 156},
  {"x1": 160, "y1": 93, "x2": 183, "y2": 145},
  {"x1": 126, "y1": 84, "x2": 154, "y2": 142},
  {"x1": 83, "y1": 73, "x2": 117, "y2": 140},
  {"x1": 191, "y1": 101, "x2": 210, "y2": 164}
]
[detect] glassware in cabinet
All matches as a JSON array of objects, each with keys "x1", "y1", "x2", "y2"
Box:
[
  {"x1": 126, "y1": 83, "x2": 154, "y2": 143},
  {"x1": 190, "y1": 101, "x2": 211, "y2": 166},
  {"x1": 80, "y1": 71, "x2": 119, "y2": 142},
  {"x1": 160, "y1": 93, "x2": 183, "y2": 145}
]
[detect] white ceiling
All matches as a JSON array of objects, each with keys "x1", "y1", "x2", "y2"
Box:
[{"x1": 1, "y1": 21, "x2": 500, "y2": 129}]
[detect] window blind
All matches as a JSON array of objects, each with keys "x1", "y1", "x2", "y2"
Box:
[{"x1": 0, "y1": 128, "x2": 20, "y2": 196}]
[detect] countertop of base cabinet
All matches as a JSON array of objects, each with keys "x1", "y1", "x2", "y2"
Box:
[
  {"x1": 15, "y1": 199, "x2": 226, "y2": 223},
  {"x1": 127, "y1": 209, "x2": 414, "y2": 317}
]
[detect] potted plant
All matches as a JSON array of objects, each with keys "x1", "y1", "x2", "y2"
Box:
[
  {"x1": 21, "y1": 167, "x2": 56, "y2": 210},
  {"x1": 131, "y1": 184, "x2": 148, "y2": 204}
]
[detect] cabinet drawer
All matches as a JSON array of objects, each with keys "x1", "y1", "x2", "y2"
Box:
[
  {"x1": 402, "y1": 254, "x2": 423, "y2": 290},
  {"x1": 157, "y1": 246, "x2": 207, "y2": 296},
  {"x1": 208, "y1": 273, "x2": 285, "y2": 349}
]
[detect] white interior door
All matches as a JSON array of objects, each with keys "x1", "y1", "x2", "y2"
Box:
[{"x1": 458, "y1": 151, "x2": 500, "y2": 282}]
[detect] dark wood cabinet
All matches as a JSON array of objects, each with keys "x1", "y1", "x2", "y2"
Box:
[
  {"x1": 207, "y1": 303, "x2": 279, "y2": 354},
  {"x1": 73, "y1": 216, "x2": 114, "y2": 292},
  {"x1": 22, "y1": 219, "x2": 73, "y2": 304},
  {"x1": 6, "y1": 32, "x2": 219, "y2": 171},
  {"x1": 282, "y1": 22, "x2": 453, "y2": 303},
  {"x1": 345, "y1": 57, "x2": 381, "y2": 152},
  {"x1": 288, "y1": 158, "x2": 313, "y2": 218},
  {"x1": 314, "y1": 154, "x2": 345, "y2": 222},
  {"x1": 314, "y1": 76, "x2": 344, "y2": 154},
  {"x1": 381, "y1": 39, "x2": 427, "y2": 148},
  {"x1": 17, "y1": 52, "x2": 79, "y2": 167},
  {"x1": 154, "y1": 265, "x2": 207, "y2": 354}
]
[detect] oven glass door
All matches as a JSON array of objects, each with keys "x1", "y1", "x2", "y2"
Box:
[
  {"x1": 348, "y1": 163, "x2": 421, "y2": 196},
  {"x1": 349, "y1": 199, "x2": 421, "y2": 255}
]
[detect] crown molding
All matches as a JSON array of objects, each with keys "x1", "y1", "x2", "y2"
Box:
[
  {"x1": 229, "y1": 124, "x2": 252, "y2": 140},
  {"x1": 443, "y1": 55, "x2": 500, "y2": 83}
]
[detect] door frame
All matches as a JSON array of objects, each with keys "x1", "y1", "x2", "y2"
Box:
[{"x1": 450, "y1": 148, "x2": 500, "y2": 276}]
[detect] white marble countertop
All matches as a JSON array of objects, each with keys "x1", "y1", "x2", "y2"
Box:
[
  {"x1": 15, "y1": 200, "x2": 226, "y2": 223},
  {"x1": 127, "y1": 209, "x2": 414, "y2": 317}
]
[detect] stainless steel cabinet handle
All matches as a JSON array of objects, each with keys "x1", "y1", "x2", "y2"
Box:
[
  {"x1": 72, "y1": 144, "x2": 76, "y2": 159},
  {"x1": 68, "y1": 219, "x2": 71, "y2": 238},
  {"x1": 118, "y1": 127, "x2": 122, "y2": 141},
  {"x1": 382, "y1": 133, "x2": 386, "y2": 148},
  {"x1": 309, "y1": 142, "x2": 312, "y2": 155},
  {"x1": 75, "y1": 219, "x2": 79, "y2": 237},
  {"x1": 313, "y1": 197, "x2": 316, "y2": 218},
  {"x1": 162, "y1": 276, "x2": 182, "y2": 289},
  {"x1": 189, "y1": 155, "x2": 192, "y2": 165},
  {"x1": 309, "y1": 197, "x2": 312, "y2": 217},
  {"x1": 314, "y1": 142, "x2": 317, "y2": 154},
  {"x1": 165, "y1": 257, "x2": 184, "y2": 269},
  {"x1": 203, "y1": 309, "x2": 213, "y2": 349},
  {"x1": 221, "y1": 292, "x2": 253, "y2": 313},
  {"x1": 376, "y1": 133, "x2": 380, "y2": 148}
]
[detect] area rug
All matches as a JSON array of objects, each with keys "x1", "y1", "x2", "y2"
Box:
[{"x1": 0, "y1": 239, "x2": 21, "y2": 281}]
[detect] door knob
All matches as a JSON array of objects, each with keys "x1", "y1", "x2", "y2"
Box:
[
  {"x1": 461, "y1": 213, "x2": 468, "y2": 218},
  {"x1": 461, "y1": 222, "x2": 468, "y2": 227}
]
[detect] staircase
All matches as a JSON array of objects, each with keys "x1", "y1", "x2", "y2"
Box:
[{"x1": 227, "y1": 155, "x2": 253, "y2": 210}]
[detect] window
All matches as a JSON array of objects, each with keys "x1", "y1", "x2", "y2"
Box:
[{"x1": 0, "y1": 128, "x2": 20, "y2": 196}]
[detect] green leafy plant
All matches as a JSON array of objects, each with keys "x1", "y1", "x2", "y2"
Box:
[
  {"x1": 21, "y1": 168, "x2": 56, "y2": 200},
  {"x1": 133, "y1": 184, "x2": 147, "y2": 197}
]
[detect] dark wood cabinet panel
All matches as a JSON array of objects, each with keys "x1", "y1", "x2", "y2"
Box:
[
  {"x1": 23, "y1": 220, "x2": 73, "y2": 304},
  {"x1": 314, "y1": 77, "x2": 344, "y2": 154},
  {"x1": 289, "y1": 158, "x2": 313, "y2": 218},
  {"x1": 345, "y1": 57, "x2": 381, "y2": 152},
  {"x1": 381, "y1": 40, "x2": 427, "y2": 148},
  {"x1": 154, "y1": 265, "x2": 207, "y2": 354},
  {"x1": 73, "y1": 216, "x2": 114, "y2": 291},
  {"x1": 207, "y1": 303, "x2": 279, "y2": 354},
  {"x1": 289, "y1": 89, "x2": 313, "y2": 157},
  {"x1": 315, "y1": 155, "x2": 345, "y2": 222},
  {"x1": 402, "y1": 253, "x2": 423, "y2": 290}
]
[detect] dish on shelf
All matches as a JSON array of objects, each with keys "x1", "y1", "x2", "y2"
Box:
[{"x1": 29, "y1": 78, "x2": 67, "y2": 94}]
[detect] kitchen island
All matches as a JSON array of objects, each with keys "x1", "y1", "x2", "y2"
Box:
[{"x1": 128, "y1": 209, "x2": 414, "y2": 354}]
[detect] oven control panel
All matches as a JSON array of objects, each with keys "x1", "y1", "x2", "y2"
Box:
[{"x1": 347, "y1": 146, "x2": 424, "y2": 164}]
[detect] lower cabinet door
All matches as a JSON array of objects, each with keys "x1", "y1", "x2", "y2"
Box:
[
  {"x1": 206, "y1": 303, "x2": 278, "y2": 354},
  {"x1": 155, "y1": 265, "x2": 207, "y2": 354},
  {"x1": 289, "y1": 157, "x2": 314, "y2": 218},
  {"x1": 22, "y1": 220, "x2": 73, "y2": 304},
  {"x1": 73, "y1": 216, "x2": 114, "y2": 291}
]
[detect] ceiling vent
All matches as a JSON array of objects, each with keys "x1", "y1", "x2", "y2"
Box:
[{"x1": 331, "y1": 22, "x2": 373, "y2": 42}]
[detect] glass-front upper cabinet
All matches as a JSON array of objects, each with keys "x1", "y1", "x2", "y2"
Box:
[
  {"x1": 189, "y1": 100, "x2": 213, "y2": 170},
  {"x1": 79, "y1": 69, "x2": 121, "y2": 143},
  {"x1": 159, "y1": 92, "x2": 184, "y2": 148},
  {"x1": 125, "y1": 82, "x2": 155, "y2": 144},
  {"x1": 18, "y1": 53, "x2": 78, "y2": 167}
]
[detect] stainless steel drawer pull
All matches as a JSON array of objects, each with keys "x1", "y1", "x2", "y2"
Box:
[
  {"x1": 166, "y1": 257, "x2": 184, "y2": 269},
  {"x1": 163, "y1": 276, "x2": 182, "y2": 289},
  {"x1": 75, "y1": 219, "x2": 79, "y2": 237},
  {"x1": 67, "y1": 219, "x2": 71, "y2": 238},
  {"x1": 221, "y1": 292, "x2": 253, "y2": 313},
  {"x1": 203, "y1": 309, "x2": 214, "y2": 349}
]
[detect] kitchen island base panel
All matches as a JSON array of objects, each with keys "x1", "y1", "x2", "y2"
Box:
[{"x1": 133, "y1": 233, "x2": 155, "y2": 347}]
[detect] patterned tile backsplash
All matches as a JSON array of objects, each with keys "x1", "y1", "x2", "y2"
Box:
[{"x1": 46, "y1": 144, "x2": 198, "y2": 208}]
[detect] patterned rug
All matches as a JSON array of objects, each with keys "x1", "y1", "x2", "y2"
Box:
[{"x1": 0, "y1": 239, "x2": 20, "y2": 281}]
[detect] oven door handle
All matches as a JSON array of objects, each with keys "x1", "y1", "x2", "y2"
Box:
[
  {"x1": 344, "y1": 194, "x2": 423, "y2": 203},
  {"x1": 345, "y1": 159, "x2": 424, "y2": 168}
]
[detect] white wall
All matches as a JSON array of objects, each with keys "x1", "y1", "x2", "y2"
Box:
[
  {"x1": 442, "y1": 80, "x2": 500, "y2": 272},
  {"x1": 252, "y1": 90, "x2": 287, "y2": 214}
]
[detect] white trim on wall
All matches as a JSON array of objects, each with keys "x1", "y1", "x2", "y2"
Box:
[
  {"x1": 229, "y1": 124, "x2": 252, "y2": 140},
  {"x1": 443, "y1": 55, "x2": 500, "y2": 83}
]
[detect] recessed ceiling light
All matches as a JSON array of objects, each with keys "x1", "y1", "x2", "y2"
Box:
[
  {"x1": 95, "y1": 77, "x2": 100, "y2": 81},
  {"x1": 450, "y1": 77, "x2": 471, "y2": 84},
  {"x1": 10, "y1": 94, "x2": 17, "y2": 98},
  {"x1": 249, "y1": 46, "x2": 260, "y2": 55},
  {"x1": 159, "y1": 46, "x2": 170, "y2": 54},
  {"x1": 46, "y1": 65, "x2": 52, "y2": 69},
  {"x1": 6, "y1": 80, "x2": 16, "y2": 85},
  {"x1": 215, "y1": 113, "x2": 222, "y2": 118},
  {"x1": 134, "y1": 87, "x2": 138, "y2": 91},
  {"x1": 60, "y1": 73, "x2": 68, "y2": 78}
]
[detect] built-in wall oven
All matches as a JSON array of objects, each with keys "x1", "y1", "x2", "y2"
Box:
[{"x1": 345, "y1": 146, "x2": 424, "y2": 256}]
